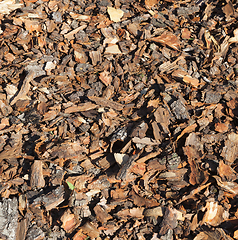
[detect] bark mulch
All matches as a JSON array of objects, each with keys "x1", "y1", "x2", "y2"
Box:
[{"x1": 0, "y1": 0, "x2": 238, "y2": 239}]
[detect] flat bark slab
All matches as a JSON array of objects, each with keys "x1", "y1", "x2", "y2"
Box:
[{"x1": 0, "y1": 198, "x2": 18, "y2": 240}]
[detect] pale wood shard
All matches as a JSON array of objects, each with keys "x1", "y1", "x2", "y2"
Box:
[
  {"x1": 107, "y1": 7, "x2": 124, "y2": 22},
  {"x1": 105, "y1": 44, "x2": 122, "y2": 54},
  {"x1": 64, "y1": 25, "x2": 87, "y2": 40},
  {"x1": 0, "y1": 0, "x2": 23, "y2": 15}
]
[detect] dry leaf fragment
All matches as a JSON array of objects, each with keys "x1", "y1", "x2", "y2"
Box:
[
  {"x1": 5, "y1": 84, "x2": 18, "y2": 100},
  {"x1": 194, "y1": 229, "x2": 233, "y2": 240},
  {"x1": 94, "y1": 205, "x2": 112, "y2": 224},
  {"x1": 234, "y1": 230, "x2": 238, "y2": 239},
  {"x1": 132, "y1": 137, "x2": 160, "y2": 145},
  {"x1": 64, "y1": 25, "x2": 87, "y2": 40},
  {"x1": 4, "y1": 53, "x2": 15, "y2": 63},
  {"x1": 177, "y1": 182, "x2": 211, "y2": 205},
  {"x1": 176, "y1": 123, "x2": 197, "y2": 142},
  {"x1": 88, "y1": 96, "x2": 124, "y2": 111},
  {"x1": 114, "y1": 153, "x2": 129, "y2": 165},
  {"x1": 150, "y1": 31, "x2": 180, "y2": 50},
  {"x1": 99, "y1": 70, "x2": 112, "y2": 86},
  {"x1": 107, "y1": 7, "x2": 124, "y2": 22},
  {"x1": 222, "y1": 0, "x2": 235, "y2": 20}
]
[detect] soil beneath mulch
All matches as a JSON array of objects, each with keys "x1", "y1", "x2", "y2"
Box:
[{"x1": 0, "y1": 0, "x2": 238, "y2": 239}]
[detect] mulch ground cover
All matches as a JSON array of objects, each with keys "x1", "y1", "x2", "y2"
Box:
[{"x1": 0, "y1": 0, "x2": 238, "y2": 239}]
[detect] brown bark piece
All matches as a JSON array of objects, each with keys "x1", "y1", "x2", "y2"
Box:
[
  {"x1": 80, "y1": 222, "x2": 100, "y2": 239},
  {"x1": 117, "y1": 208, "x2": 144, "y2": 219},
  {"x1": 99, "y1": 70, "x2": 112, "y2": 86},
  {"x1": 150, "y1": 31, "x2": 180, "y2": 50},
  {"x1": 61, "y1": 209, "x2": 78, "y2": 233},
  {"x1": 221, "y1": 133, "x2": 238, "y2": 164},
  {"x1": 42, "y1": 185, "x2": 65, "y2": 211},
  {"x1": 30, "y1": 160, "x2": 45, "y2": 189},
  {"x1": 129, "y1": 189, "x2": 159, "y2": 207},
  {"x1": 159, "y1": 206, "x2": 178, "y2": 236},
  {"x1": 64, "y1": 102, "x2": 97, "y2": 113},
  {"x1": 88, "y1": 96, "x2": 124, "y2": 111},
  {"x1": 201, "y1": 201, "x2": 227, "y2": 227},
  {"x1": 151, "y1": 121, "x2": 163, "y2": 142},
  {"x1": 16, "y1": 218, "x2": 28, "y2": 240},
  {"x1": 94, "y1": 205, "x2": 112, "y2": 223},
  {"x1": 183, "y1": 146, "x2": 208, "y2": 185},
  {"x1": 218, "y1": 160, "x2": 237, "y2": 182},
  {"x1": 10, "y1": 71, "x2": 35, "y2": 106}
]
